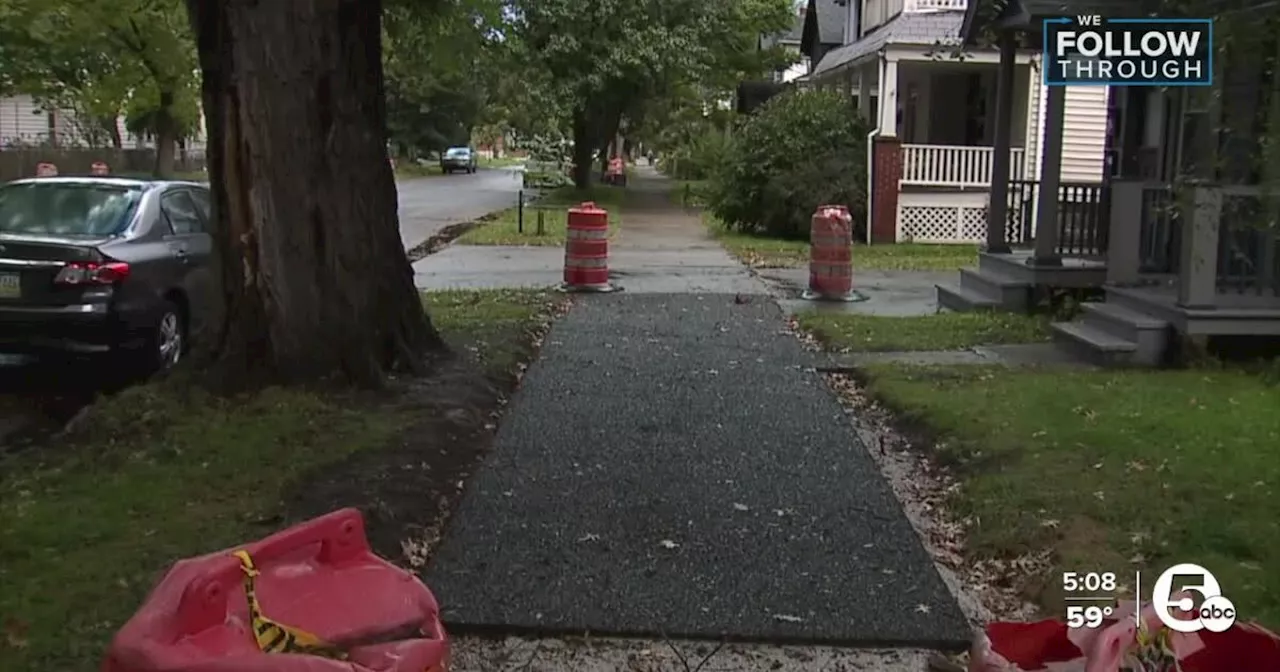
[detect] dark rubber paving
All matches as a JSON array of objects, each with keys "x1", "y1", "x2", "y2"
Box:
[{"x1": 424, "y1": 293, "x2": 971, "y2": 647}]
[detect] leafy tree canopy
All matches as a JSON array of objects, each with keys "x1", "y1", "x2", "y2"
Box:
[
  {"x1": 504, "y1": 0, "x2": 796, "y2": 185},
  {"x1": 0, "y1": 0, "x2": 201, "y2": 154}
]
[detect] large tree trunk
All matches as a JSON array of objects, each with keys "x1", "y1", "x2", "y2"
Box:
[
  {"x1": 186, "y1": 0, "x2": 445, "y2": 390},
  {"x1": 571, "y1": 108, "x2": 593, "y2": 189},
  {"x1": 100, "y1": 116, "x2": 124, "y2": 149},
  {"x1": 152, "y1": 92, "x2": 178, "y2": 178}
]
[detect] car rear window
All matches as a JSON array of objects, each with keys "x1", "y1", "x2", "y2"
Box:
[
  {"x1": 445, "y1": 148, "x2": 470, "y2": 157},
  {"x1": 0, "y1": 182, "x2": 142, "y2": 236}
]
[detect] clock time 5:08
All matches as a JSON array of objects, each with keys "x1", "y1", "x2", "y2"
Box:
[{"x1": 1062, "y1": 571, "x2": 1118, "y2": 593}]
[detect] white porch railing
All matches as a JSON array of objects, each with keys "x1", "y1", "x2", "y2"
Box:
[
  {"x1": 905, "y1": 0, "x2": 967, "y2": 10},
  {"x1": 900, "y1": 144, "x2": 1027, "y2": 188}
]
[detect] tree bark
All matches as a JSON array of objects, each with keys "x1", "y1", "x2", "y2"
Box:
[
  {"x1": 571, "y1": 108, "x2": 593, "y2": 189},
  {"x1": 186, "y1": 0, "x2": 446, "y2": 390},
  {"x1": 100, "y1": 116, "x2": 123, "y2": 149},
  {"x1": 152, "y1": 91, "x2": 178, "y2": 178}
]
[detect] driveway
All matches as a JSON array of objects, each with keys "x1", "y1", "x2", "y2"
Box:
[{"x1": 398, "y1": 167, "x2": 524, "y2": 250}]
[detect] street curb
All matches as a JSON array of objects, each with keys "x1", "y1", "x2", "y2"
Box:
[{"x1": 405, "y1": 211, "x2": 504, "y2": 263}]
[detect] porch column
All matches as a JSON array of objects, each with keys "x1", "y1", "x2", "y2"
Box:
[
  {"x1": 869, "y1": 57, "x2": 903, "y2": 243},
  {"x1": 1105, "y1": 180, "x2": 1145, "y2": 285},
  {"x1": 1176, "y1": 185, "x2": 1221, "y2": 308},
  {"x1": 857, "y1": 64, "x2": 872, "y2": 121},
  {"x1": 879, "y1": 58, "x2": 898, "y2": 136},
  {"x1": 985, "y1": 33, "x2": 1017, "y2": 254},
  {"x1": 1030, "y1": 82, "x2": 1067, "y2": 266}
]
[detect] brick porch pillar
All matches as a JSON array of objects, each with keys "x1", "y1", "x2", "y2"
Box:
[{"x1": 870, "y1": 137, "x2": 902, "y2": 244}]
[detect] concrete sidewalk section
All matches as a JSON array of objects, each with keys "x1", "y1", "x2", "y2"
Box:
[
  {"x1": 412, "y1": 166, "x2": 767, "y2": 295},
  {"x1": 422, "y1": 169, "x2": 970, "y2": 647}
]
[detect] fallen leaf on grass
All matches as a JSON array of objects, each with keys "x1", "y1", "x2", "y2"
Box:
[
  {"x1": 658, "y1": 539, "x2": 679, "y2": 549},
  {"x1": 772, "y1": 614, "x2": 804, "y2": 623},
  {"x1": 732, "y1": 503, "x2": 749, "y2": 512},
  {"x1": 2, "y1": 618, "x2": 28, "y2": 649}
]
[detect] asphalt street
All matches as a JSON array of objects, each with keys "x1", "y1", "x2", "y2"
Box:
[{"x1": 397, "y1": 167, "x2": 524, "y2": 250}]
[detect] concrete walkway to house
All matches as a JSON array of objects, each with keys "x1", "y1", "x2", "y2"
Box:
[{"x1": 422, "y1": 168, "x2": 970, "y2": 648}]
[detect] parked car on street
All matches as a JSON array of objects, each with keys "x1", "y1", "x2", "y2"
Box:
[
  {"x1": 440, "y1": 146, "x2": 478, "y2": 174},
  {"x1": 0, "y1": 176, "x2": 214, "y2": 374}
]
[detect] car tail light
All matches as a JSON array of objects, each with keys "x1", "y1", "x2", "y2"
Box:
[{"x1": 54, "y1": 260, "x2": 130, "y2": 285}]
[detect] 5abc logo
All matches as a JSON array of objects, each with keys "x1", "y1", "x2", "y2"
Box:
[{"x1": 1151, "y1": 563, "x2": 1237, "y2": 633}]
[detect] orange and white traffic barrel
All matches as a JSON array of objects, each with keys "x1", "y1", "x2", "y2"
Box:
[
  {"x1": 561, "y1": 201, "x2": 616, "y2": 292},
  {"x1": 90, "y1": 161, "x2": 109, "y2": 175},
  {"x1": 803, "y1": 205, "x2": 864, "y2": 302},
  {"x1": 35, "y1": 162, "x2": 57, "y2": 177}
]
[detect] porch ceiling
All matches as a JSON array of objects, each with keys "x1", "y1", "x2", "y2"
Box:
[
  {"x1": 959, "y1": 0, "x2": 1143, "y2": 45},
  {"x1": 811, "y1": 11, "x2": 965, "y2": 79}
]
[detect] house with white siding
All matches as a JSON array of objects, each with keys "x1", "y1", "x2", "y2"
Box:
[
  {"x1": 0, "y1": 94, "x2": 208, "y2": 153},
  {"x1": 760, "y1": 8, "x2": 809, "y2": 84},
  {"x1": 806, "y1": 0, "x2": 1113, "y2": 248},
  {"x1": 930, "y1": 0, "x2": 1279, "y2": 367}
]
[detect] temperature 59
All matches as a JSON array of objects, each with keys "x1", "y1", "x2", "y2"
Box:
[{"x1": 1066, "y1": 604, "x2": 1114, "y2": 629}]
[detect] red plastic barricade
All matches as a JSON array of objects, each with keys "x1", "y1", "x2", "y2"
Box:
[
  {"x1": 91, "y1": 161, "x2": 110, "y2": 175},
  {"x1": 970, "y1": 600, "x2": 1280, "y2": 671},
  {"x1": 35, "y1": 162, "x2": 58, "y2": 177},
  {"x1": 605, "y1": 157, "x2": 626, "y2": 186},
  {"x1": 102, "y1": 508, "x2": 448, "y2": 672}
]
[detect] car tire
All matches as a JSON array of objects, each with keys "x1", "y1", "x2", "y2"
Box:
[{"x1": 132, "y1": 301, "x2": 186, "y2": 377}]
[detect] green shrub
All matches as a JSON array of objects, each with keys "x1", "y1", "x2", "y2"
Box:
[
  {"x1": 707, "y1": 89, "x2": 871, "y2": 239},
  {"x1": 662, "y1": 131, "x2": 731, "y2": 181}
]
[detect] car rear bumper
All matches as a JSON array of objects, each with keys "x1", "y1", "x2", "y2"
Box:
[
  {"x1": 440, "y1": 161, "x2": 473, "y2": 170},
  {"x1": 0, "y1": 303, "x2": 148, "y2": 355}
]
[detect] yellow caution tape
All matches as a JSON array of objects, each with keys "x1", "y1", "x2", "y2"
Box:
[{"x1": 232, "y1": 550, "x2": 347, "y2": 660}]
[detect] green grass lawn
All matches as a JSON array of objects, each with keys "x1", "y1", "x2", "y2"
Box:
[
  {"x1": 478, "y1": 156, "x2": 525, "y2": 168},
  {"x1": 796, "y1": 312, "x2": 1051, "y2": 352},
  {"x1": 707, "y1": 217, "x2": 978, "y2": 271},
  {"x1": 394, "y1": 162, "x2": 444, "y2": 178},
  {"x1": 457, "y1": 184, "x2": 626, "y2": 246},
  {"x1": 0, "y1": 289, "x2": 563, "y2": 670},
  {"x1": 862, "y1": 364, "x2": 1280, "y2": 628}
]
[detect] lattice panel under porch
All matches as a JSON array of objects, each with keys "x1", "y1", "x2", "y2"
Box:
[{"x1": 897, "y1": 204, "x2": 989, "y2": 243}]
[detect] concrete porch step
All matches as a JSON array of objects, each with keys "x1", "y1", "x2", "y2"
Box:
[
  {"x1": 1051, "y1": 320, "x2": 1158, "y2": 368},
  {"x1": 1079, "y1": 301, "x2": 1168, "y2": 340},
  {"x1": 936, "y1": 283, "x2": 998, "y2": 312},
  {"x1": 959, "y1": 267, "x2": 1032, "y2": 309}
]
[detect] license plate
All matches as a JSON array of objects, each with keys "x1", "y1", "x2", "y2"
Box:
[{"x1": 0, "y1": 273, "x2": 18, "y2": 298}]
